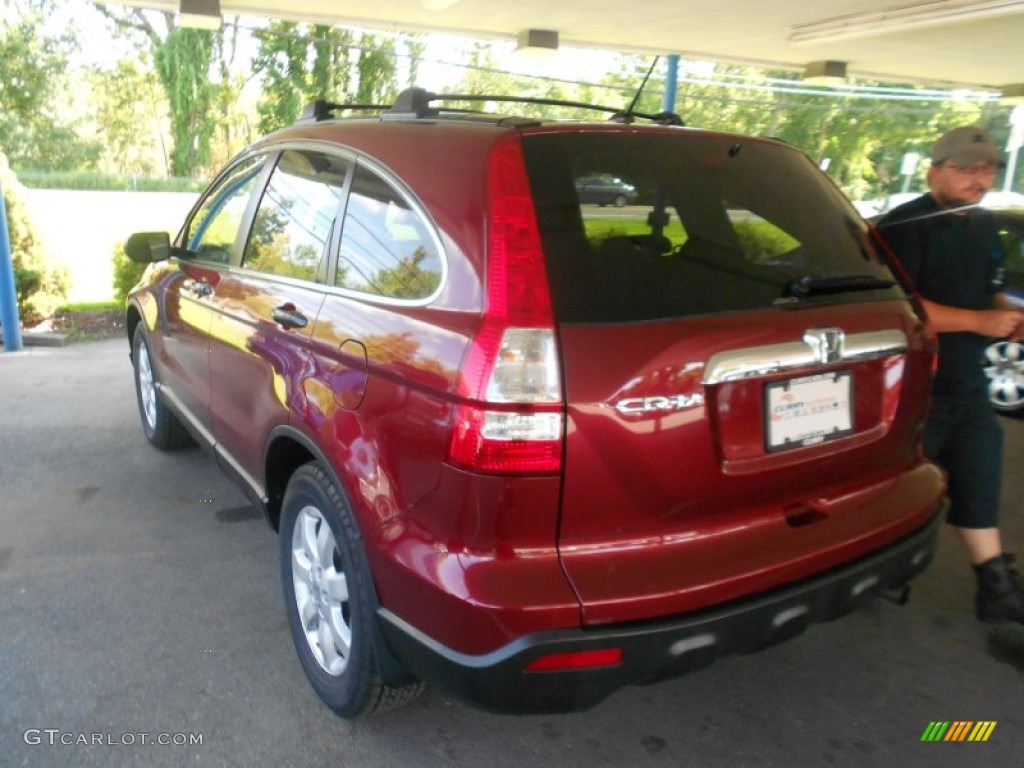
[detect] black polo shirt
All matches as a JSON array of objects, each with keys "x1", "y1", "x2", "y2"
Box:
[{"x1": 878, "y1": 194, "x2": 1005, "y2": 396}]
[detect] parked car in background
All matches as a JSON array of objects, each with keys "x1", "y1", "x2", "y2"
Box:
[
  {"x1": 124, "y1": 88, "x2": 945, "y2": 719},
  {"x1": 984, "y1": 207, "x2": 1024, "y2": 415},
  {"x1": 575, "y1": 173, "x2": 638, "y2": 206}
]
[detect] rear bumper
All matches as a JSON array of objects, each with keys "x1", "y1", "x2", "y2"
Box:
[{"x1": 377, "y1": 507, "x2": 942, "y2": 714}]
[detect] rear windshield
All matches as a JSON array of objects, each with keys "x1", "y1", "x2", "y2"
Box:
[{"x1": 521, "y1": 131, "x2": 903, "y2": 323}]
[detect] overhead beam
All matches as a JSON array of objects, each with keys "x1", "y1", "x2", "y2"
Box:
[{"x1": 790, "y1": 0, "x2": 1024, "y2": 44}]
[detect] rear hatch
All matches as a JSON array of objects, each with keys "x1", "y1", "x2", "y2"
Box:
[{"x1": 521, "y1": 128, "x2": 940, "y2": 626}]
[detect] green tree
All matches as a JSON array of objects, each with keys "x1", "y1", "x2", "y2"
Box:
[
  {"x1": 641, "y1": 60, "x2": 1013, "y2": 201},
  {"x1": 254, "y1": 22, "x2": 356, "y2": 133},
  {"x1": 353, "y1": 33, "x2": 397, "y2": 103},
  {"x1": 89, "y1": 60, "x2": 167, "y2": 176},
  {"x1": 253, "y1": 24, "x2": 409, "y2": 133},
  {"x1": 100, "y1": 8, "x2": 219, "y2": 177},
  {"x1": 209, "y1": 19, "x2": 256, "y2": 170},
  {"x1": 1, "y1": 152, "x2": 69, "y2": 324},
  {"x1": 0, "y1": 1, "x2": 101, "y2": 171}
]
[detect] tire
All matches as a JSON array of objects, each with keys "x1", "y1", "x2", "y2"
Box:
[
  {"x1": 614, "y1": 194, "x2": 627, "y2": 207},
  {"x1": 280, "y1": 463, "x2": 424, "y2": 718},
  {"x1": 132, "y1": 325, "x2": 193, "y2": 450},
  {"x1": 983, "y1": 339, "x2": 1024, "y2": 416}
]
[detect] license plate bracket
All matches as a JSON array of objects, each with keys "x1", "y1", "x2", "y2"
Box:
[{"x1": 765, "y1": 371, "x2": 853, "y2": 452}]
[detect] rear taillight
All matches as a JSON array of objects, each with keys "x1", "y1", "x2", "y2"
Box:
[{"x1": 447, "y1": 137, "x2": 564, "y2": 474}]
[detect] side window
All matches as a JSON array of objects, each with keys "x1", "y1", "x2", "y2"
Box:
[
  {"x1": 186, "y1": 155, "x2": 266, "y2": 263},
  {"x1": 336, "y1": 163, "x2": 442, "y2": 300},
  {"x1": 242, "y1": 149, "x2": 350, "y2": 282}
]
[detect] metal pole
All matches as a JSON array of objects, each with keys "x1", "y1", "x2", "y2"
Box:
[
  {"x1": 662, "y1": 54, "x2": 679, "y2": 114},
  {"x1": 0, "y1": 175, "x2": 25, "y2": 352}
]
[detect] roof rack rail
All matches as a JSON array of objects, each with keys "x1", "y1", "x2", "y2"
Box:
[
  {"x1": 299, "y1": 88, "x2": 684, "y2": 126},
  {"x1": 299, "y1": 99, "x2": 392, "y2": 122},
  {"x1": 385, "y1": 88, "x2": 684, "y2": 125}
]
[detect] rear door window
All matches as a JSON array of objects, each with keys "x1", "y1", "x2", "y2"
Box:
[
  {"x1": 242, "y1": 149, "x2": 350, "y2": 282},
  {"x1": 523, "y1": 132, "x2": 902, "y2": 323}
]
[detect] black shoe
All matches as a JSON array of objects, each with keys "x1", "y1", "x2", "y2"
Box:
[{"x1": 974, "y1": 553, "x2": 1024, "y2": 624}]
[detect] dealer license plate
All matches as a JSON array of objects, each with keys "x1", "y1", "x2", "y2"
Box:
[{"x1": 765, "y1": 372, "x2": 853, "y2": 452}]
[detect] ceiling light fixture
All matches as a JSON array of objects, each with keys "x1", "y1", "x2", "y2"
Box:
[
  {"x1": 790, "y1": 0, "x2": 1024, "y2": 44},
  {"x1": 802, "y1": 60, "x2": 848, "y2": 86},
  {"x1": 515, "y1": 29, "x2": 559, "y2": 58},
  {"x1": 420, "y1": 0, "x2": 461, "y2": 10},
  {"x1": 179, "y1": 0, "x2": 221, "y2": 29}
]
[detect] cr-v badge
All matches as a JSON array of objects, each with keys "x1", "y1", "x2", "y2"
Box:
[{"x1": 615, "y1": 393, "x2": 705, "y2": 415}]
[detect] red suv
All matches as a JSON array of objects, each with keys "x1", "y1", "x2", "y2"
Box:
[{"x1": 125, "y1": 88, "x2": 945, "y2": 717}]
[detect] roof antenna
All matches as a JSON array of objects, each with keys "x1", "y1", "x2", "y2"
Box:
[{"x1": 617, "y1": 56, "x2": 661, "y2": 124}]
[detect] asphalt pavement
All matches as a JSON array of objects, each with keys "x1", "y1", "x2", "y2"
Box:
[{"x1": 1, "y1": 338, "x2": 1022, "y2": 768}]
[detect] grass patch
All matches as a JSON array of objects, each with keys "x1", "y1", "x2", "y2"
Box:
[
  {"x1": 17, "y1": 171, "x2": 206, "y2": 193},
  {"x1": 58, "y1": 300, "x2": 121, "y2": 314}
]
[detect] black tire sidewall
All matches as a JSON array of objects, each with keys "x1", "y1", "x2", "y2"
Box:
[
  {"x1": 132, "y1": 325, "x2": 167, "y2": 446},
  {"x1": 279, "y1": 464, "x2": 377, "y2": 718}
]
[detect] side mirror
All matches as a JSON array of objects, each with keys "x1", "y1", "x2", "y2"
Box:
[{"x1": 125, "y1": 231, "x2": 171, "y2": 263}]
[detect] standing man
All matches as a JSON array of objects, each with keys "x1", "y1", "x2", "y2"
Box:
[{"x1": 878, "y1": 125, "x2": 1024, "y2": 625}]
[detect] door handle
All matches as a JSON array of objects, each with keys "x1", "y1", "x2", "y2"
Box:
[{"x1": 272, "y1": 304, "x2": 308, "y2": 330}]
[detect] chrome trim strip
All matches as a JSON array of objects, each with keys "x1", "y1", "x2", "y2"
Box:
[
  {"x1": 156, "y1": 383, "x2": 268, "y2": 502},
  {"x1": 157, "y1": 383, "x2": 216, "y2": 445},
  {"x1": 214, "y1": 443, "x2": 268, "y2": 504},
  {"x1": 703, "y1": 329, "x2": 908, "y2": 384}
]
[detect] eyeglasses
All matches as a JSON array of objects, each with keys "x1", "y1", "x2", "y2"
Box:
[{"x1": 939, "y1": 161, "x2": 999, "y2": 177}]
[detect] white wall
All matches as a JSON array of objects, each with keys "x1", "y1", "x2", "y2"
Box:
[{"x1": 22, "y1": 189, "x2": 198, "y2": 303}]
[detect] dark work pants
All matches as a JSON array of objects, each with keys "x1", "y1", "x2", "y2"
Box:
[{"x1": 924, "y1": 392, "x2": 1003, "y2": 529}]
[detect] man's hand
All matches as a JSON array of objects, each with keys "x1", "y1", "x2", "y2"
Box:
[
  {"x1": 920, "y1": 298, "x2": 1024, "y2": 338},
  {"x1": 975, "y1": 309, "x2": 1024, "y2": 340}
]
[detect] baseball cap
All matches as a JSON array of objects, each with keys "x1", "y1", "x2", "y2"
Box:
[{"x1": 931, "y1": 125, "x2": 1005, "y2": 167}]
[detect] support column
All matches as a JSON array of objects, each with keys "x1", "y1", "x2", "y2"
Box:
[
  {"x1": 662, "y1": 54, "x2": 679, "y2": 114},
  {"x1": 0, "y1": 176, "x2": 24, "y2": 352}
]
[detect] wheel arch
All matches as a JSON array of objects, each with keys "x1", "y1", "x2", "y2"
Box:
[
  {"x1": 126, "y1": 303, "x2": 143, "y2": 362},
  {"x1": 263, "y1": 426, "x2": 324, "y2": 532},
  {"x1": 266, "y1": 424, "x2": 417, "y2": 688}
]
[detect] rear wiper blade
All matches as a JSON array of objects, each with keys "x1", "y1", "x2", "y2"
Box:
[{"x1": 785, "y1": 274, "x2": 897, "y2": 298}]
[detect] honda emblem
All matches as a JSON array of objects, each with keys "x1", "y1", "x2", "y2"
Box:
[{"x1": 803, "y1": 328, "x2": 845, "y2": 365}]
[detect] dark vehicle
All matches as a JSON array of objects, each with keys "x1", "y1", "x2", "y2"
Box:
[
  {"x1": 984, "y1": 208, "x2": 1024, "y2": 415},
  {"x1": 124, "y1": 88, "x2": 944, "y2": 718},
  {"x1": 575, "y1": 173, "x2": 638, "y2": 206}
]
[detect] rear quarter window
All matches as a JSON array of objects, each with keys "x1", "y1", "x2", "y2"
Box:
[{"x1": 335, "y1": 162, "x2": 443, "y2": 301}]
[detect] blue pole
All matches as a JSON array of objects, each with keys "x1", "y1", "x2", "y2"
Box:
[
  {"x1": 0, "y1": 175, "x2": 24, "y2": 352},
  {"x1": 662, "y1": 54, "x2": 680, "y2": 114}
]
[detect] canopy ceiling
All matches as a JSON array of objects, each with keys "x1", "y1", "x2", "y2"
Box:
[{"x1": 106, "y1": 0, "x2": 1024, "y2": 94}]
